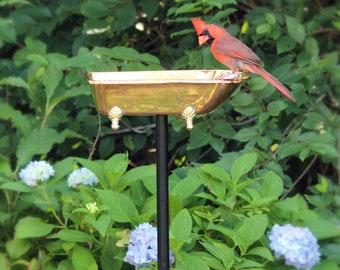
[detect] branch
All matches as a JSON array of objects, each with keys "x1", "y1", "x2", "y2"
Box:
[
  {"x1": 88, "y1": 113, "x2": 101, "y2": 160},
  {"x1": 281, "y1": 155, "x2": 318, "y2": 199}
]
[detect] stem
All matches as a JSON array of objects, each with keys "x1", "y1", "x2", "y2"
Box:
[
  {"x1": 39, "y1": 185, "x2": 66, "y2": 227},
  {"x1": 88, "y1": 113, "x2": 101, "y2": 160},
  {"x1": 281, "y1": 155, "x2": 318, "y2": 199},
  {"x1": 40, "y1": 102, "x2": 50, "y2": 129}
]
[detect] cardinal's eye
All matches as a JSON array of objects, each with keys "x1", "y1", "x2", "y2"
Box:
[{"x1": 200, "y1": 28, "x2": 210, "y2": 36}]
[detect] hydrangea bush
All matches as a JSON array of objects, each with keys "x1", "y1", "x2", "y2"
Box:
[
  {"x1": 1, "y1": 153, "x2": 339, "y2": 269},
  {"x1": 124, "y1": 223, "x2": 175, "y2": 268},
  {"x1": 67, "y1": 167, "x2": 99, "y2": 188},
  {"x1": 19, "y1": 161, "x2": 55, "y2": 187},
  {"x1": 268, "y1": 224, "x2": 321, "y2": 270}
]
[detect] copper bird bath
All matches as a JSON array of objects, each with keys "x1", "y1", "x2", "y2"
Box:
[{"x1": 86, "y1": 70, "x2": 248, "y2": 270}]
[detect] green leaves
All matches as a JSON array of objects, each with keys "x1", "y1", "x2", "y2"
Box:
[
  {"x1": 104, "y1": 153, "x2": 129, "y2": 187},
  {"x1": 187, "y1": 122, "x2": 211, "y2": 150},
  {"x1": 42, "y1": 64, "x2": 63, "y2": 101},
  {"x1": 80, "y1": 1, "x2": 109, "y2": 19},
  {"x1": 198, "y1": 214, "x2": 270, "y2": 266},
  {"x1": 261, "y1": 171, "x2": 283, "y2": 199},
  {"x1": 200, "y1": 242, "x2": 234, "y2": 269},
  {"x1": 112, "y1": 0, "x2": 137, "y2": 31},
  {"x1": 234, "y1": 215, "x2": 268, "y2": 247},
  {"x1": 5, "y1": 239, "x2": 31, "y2": 260},
  {"x1": 0, "y1": 18, "x2": 16, "y2": 43},
  {"x1": 85, "y1": 215, "x2": 111, "y2": 236},
  {"x1": 231, "y1": 153, "x2": 257, "y2": 183},
  {"x1": 16, "y1": 128, "x2": 64, "y2": 168},
  {"x1": 0, "y1": 104, "x2": 31, "y2": 134},
  {"x1": 305, "y1": 37, "x2": 319, "y2": 58},
  {"x1": 15, "y1": 217, "x2": 55, "y2": 238},
  {"x1": 198, "y1": 152, "x2": 261, "y2": 211},
  {"x1": 277, "y1": 36, "x2": 296, "y2": 54},
  {"x1": 278, "y1": 131, "x2": 338, "y2": 161},
  {"x1": 140, "y1": 0, "x2": 159, "y2": 20},
  {"x1": 285, "y1": 15, "x2": 306, "y2": 44},
  {"x1": 200, "y1": 163, "x2": 229, "y2": 200},
  {"x1": 230, "y1": 92, "x2": 262, "y2": 116},
  {"x1": 72, "y1": 246, "x2": 98, "y2": 270},
  {"x1": 97, "y1": 190, "x2": 138, "y2": 223},
  {"x1": 52, "y1": 230, "x2": 93, "y2": 242},
  {"x1": 176, "y1": 251, "x2": 210, "y2": 270},
  {"x1": 80, "y1": 0, "x2": 137, "y2": 32},
  {"x1": 171, "y1": 169, "x2": 203, "y2": 206},
  {"x1": 115, "y1": 164, "x2": 156, "y2": 192},
  {"x1": 1, "y1": 1, "x2": 339, "y2": 269},
  {"x1": 0, "y1": 76, "x2": 29, "y2": 89},
  {"x1": 170, "y1": 209, "x2": 192, "y2": 250}
]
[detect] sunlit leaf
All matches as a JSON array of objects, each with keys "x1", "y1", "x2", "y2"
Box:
[
  {"x1": 97, "y1": 190, "x2": 138, "y2": 222},
  {"x1": 231, "y1": 153, "x2": 257, "y2": 183},
  {"x1": 15, "y1": 217, "x2": 55, "y2": 238},
  {"x1": 72, "y1": 246, "x2": 98, "y2": 270}
]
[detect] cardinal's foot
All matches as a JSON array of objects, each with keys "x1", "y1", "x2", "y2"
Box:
[{"x1": 215, "y1": 71, "x2": 245, "y2": 83}]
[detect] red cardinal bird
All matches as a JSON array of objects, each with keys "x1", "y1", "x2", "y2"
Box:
[{"x1": 191, "y1": 18, "x2": 296, "y2": 102}]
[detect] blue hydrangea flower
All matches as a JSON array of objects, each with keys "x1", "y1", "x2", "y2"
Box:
[
  {"x1": 19, "y1": 161, "x2": 55, "y2": 187},
  {"x1": 67, "y1": 167, "x2": 99, "y2": 188},
  {"x1": 124, "y1": 223, "x2": 175, "y2": 268},
  {"x1": 268, "y1": 224, "x2": 321, "y2": 270}
]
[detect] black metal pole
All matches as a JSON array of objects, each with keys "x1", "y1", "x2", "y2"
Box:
[{"x1": 156, "y1": 115, "x2": 169, "y2": 270}]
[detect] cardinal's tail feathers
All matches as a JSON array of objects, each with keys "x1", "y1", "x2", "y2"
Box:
[{"x1": 250, "y1": 65, "x2": 296, "y2": 102}]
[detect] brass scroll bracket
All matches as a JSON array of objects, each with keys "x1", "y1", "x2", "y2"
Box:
[
  {"x1": 108, "y1": 106, "x2": 123, "y2": 130},
  {"x1": 181, "y1": 106, "x2": 196, "y2": 130},
  {"x1": 108, "y1": 105, "x2": 197, "y2": 131}
]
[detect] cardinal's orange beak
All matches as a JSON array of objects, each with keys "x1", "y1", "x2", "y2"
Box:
[{"x1": 198, "y1": 35, "x2": 210, "y2": 46}]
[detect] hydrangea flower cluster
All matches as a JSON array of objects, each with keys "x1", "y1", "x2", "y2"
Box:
[
  {"x1": 19, "y1": 161, "x2": 55, "y2": 187},
  {"x1": 86, "y1": 202, "x2": 98, "y2": 214},
  {"x1": 268, "y1": 224, "x2": 321, "y2": 270},
  {"x1": 124, "y1": 223, "x2": 175, "y2": 268},
  {"x1": 67, "y1": 167, "x2": 99, "y2": 188}
]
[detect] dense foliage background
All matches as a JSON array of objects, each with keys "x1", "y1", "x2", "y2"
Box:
[{"x1": 1, "y1": 0, "x2": 340, "y2": 269}]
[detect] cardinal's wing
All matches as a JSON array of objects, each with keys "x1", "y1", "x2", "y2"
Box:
[{"x1": 214, "y1": 35, "x2": 262, "y2": 66}]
